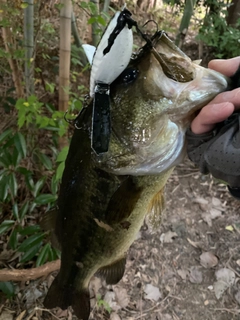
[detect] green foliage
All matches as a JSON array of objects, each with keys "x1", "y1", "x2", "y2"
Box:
[
  {"x1": 0, "y1": 282, "x2": 15, "y2": 299},
  {"x1": 0, "y1": 97, "x2": 69, "y2": 267},
  {"x1": 96, "y1": 294, "x2": 112, "y2": 314},
  {"x1": 15, "y1": 96, "x2": 69, "y2": 136},
  {"x1": 79, "y1": 1, "x2": 107, "y2": 32},
  {"x1": 56, "y1": 146, "x2": 69, "y2": 180},
  {"x1": 197, "y1": 2, "x2": 240, "y2": 58}
]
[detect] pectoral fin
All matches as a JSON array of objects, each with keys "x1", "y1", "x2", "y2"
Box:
[
  {"x1": 104, "y1": 177, "x2": 143, "y2": 225},
  {"x1": 96, "y1": 256, "x2": 126, "y2": 285},
  {"x1": 145, "y1": 188, "x2": 166, "y2": 233}
]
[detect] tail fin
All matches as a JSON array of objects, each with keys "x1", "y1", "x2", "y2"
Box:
[
  {"x1": 44, "y1": 274, "x2": 71, "y2": 310},
  {"x1": 44, "y1": 275, "x2": 90, "y2": 320},
  {"x1": 72, "y1": 289, "x2": 90, "y2": 320}
]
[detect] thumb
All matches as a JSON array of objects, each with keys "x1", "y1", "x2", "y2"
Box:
[{"x1": 208, "y1": 57, "x2": 240, "y2": 77}]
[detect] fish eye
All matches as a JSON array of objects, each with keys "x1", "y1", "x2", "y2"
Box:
[{"x1": 119, "y1": 67, "x2": 139, "y2": 84}]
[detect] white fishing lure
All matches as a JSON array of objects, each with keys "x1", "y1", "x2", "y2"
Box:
[{"x1": 88, "y1": 9, "x2": 133, "y2": 97}]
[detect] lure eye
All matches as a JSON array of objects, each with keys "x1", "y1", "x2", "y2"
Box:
[{"x1": 120, "y1": 67, "x2": 139, "y2": 84}]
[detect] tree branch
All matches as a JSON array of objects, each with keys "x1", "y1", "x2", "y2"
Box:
[{"x1": 0, "y1": 260, "x2": 60, "y2": 282}]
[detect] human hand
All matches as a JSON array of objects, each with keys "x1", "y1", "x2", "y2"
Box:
[{"x1": 191, "y1": 56, "x2": 240, "y2": 134}]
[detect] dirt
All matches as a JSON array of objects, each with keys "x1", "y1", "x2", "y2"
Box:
[{"x1": 2, "y1": 158, "x2": 240, "y2": 320}]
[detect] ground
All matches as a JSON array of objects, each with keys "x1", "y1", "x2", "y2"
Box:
[{"x1": 1, "y1": 158, "x2": 240, "y2": 320}]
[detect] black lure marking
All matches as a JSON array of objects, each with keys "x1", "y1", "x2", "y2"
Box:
[
  {"x1": 103, "y1": 9, "x2": 152, "y2": 56},
  {"x1": 91, "y1": 83, "x2": 111, "y2": 155}
]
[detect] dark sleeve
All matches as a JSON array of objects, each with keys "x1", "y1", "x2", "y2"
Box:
[{"x1": 186, "y1": 113, "x2": 240, "y2": 189}]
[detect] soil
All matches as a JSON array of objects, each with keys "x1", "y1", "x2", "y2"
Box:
[{"x1": 1, "y1": 158, "x2": 240, "y2": 320}]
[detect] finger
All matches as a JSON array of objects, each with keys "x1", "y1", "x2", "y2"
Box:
[
  {"x1": 208, "y1": 56, "x2": 240, "y2": 77},
  {"x1": 207, "y1": 88, "x2": 240, "y2": 109},
  {"x1": 191, "y1": 102, "x2": 234, "y2": 134}
]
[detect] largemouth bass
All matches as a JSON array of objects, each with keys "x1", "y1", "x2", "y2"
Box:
[{"x1": 42, "y1": 10, "x2": 231, "y2": 320}]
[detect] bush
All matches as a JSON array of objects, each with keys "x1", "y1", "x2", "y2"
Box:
[
  {"x1": 0, "y1": 96, "x2": 73, "y2": 270},
  {"x1": 197, "y1": 4, "x2": 240, "y2": 59}
]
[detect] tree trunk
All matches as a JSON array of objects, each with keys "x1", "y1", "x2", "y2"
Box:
[
  {"x1": 24, "y1": 0, "x2": 34, "y2": 96},
  {"x1": 0, "y1": 1, "x2": 24, "y2": 98},
  {"x1": 1, "y1": 27, "x2": 24, "y2": 98},
  {"x1": 59, "y1": 0, "x2": 72, "y2": 147},
  {"x1": 103, "y1": 0, "x2": 110, "y2": 13},
  {"x1": 175, "y1": 0, "x2": 197, "y2": 48},
  {"x1": 71, "y1": 11, "x2": 88, "y2": 66},
  {"x1": 59, "y1": 0, "x2": 72, "y2": 113},
  {"x1": 226, "y1": 0, "x2": 240, "y2": 26}
]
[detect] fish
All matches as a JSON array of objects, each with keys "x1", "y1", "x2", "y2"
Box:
[{"x1": 42, "y1": 10, "x2": 231, "y2": 320}]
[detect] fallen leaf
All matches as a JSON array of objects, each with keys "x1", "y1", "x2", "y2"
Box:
[
  {"x1": 201, "y1": 213, "x2": 212, "y2": 227},
  {"x1": 0, "y1": 249, "x2": 15, "y2": 264},
  {"x1": 162, "y1": 314, "x2": 173, "y2": 320},
  {"x1": 214, "y1": 281, "x2": 228, "y2": 300},
  {"x1": 189, "y1": 266, "x2": 203, "y2": 284},
  {"x1": 104, "y1": 291, "x2": 119, "y2": 310},
  {"x1": 25, "y1": 285, "x2": 43, "y2": 308},
  {"x1": 0, "y1": 311, "x2": 14, "y2": 320},
  {"x1": 212, "y1": 197, "x2": 222, "y2": 207},
  {"x1": 194, "y1": 197, "x2": 209, "y2": 205},
  {"x1": 177, "y1": 269, "x2": 189, "y2": 280},
  {"x1": 236, "y1": 259, "x2": 240, "y2": 267},
  {"x1": 235, "y1": 290, "x2": 240, "y2": 304},
  {"x1": 209, "y1": 208, "x2": 222, "y2": 219},
  {"x1": 187, "y1": 238, "x2": 202, "y2": 249},
  {"x1": 200, "y1": 252, "x2": 218, "y2": 269},
  {"x1": 110, "y1": 312, "x2": 121, "y2": 320},
  {"x1": 160, "y1": 231, "x2": 178, "y2": 243},
  {"x1": 89, "y1": 276, "x2": 102, "y2": 296},
  {"x1": 214, "y1": 268, "x2": 235, "y2": 299},
  {"x1": 114, "y1": 286, "x2": 129, "y2": 308},
  {"x1": 55, "y1": 309, "x2": 69, "y2": 318},
  {"x1": 225, "y1": 225, "x2": 234, "y2": 232},
  {"x1": 16, "y1": 311, "x2": 26, "y2": 320},
  {"x1": 144, "y1": 284, "x2": 161, "y2": 301}
]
